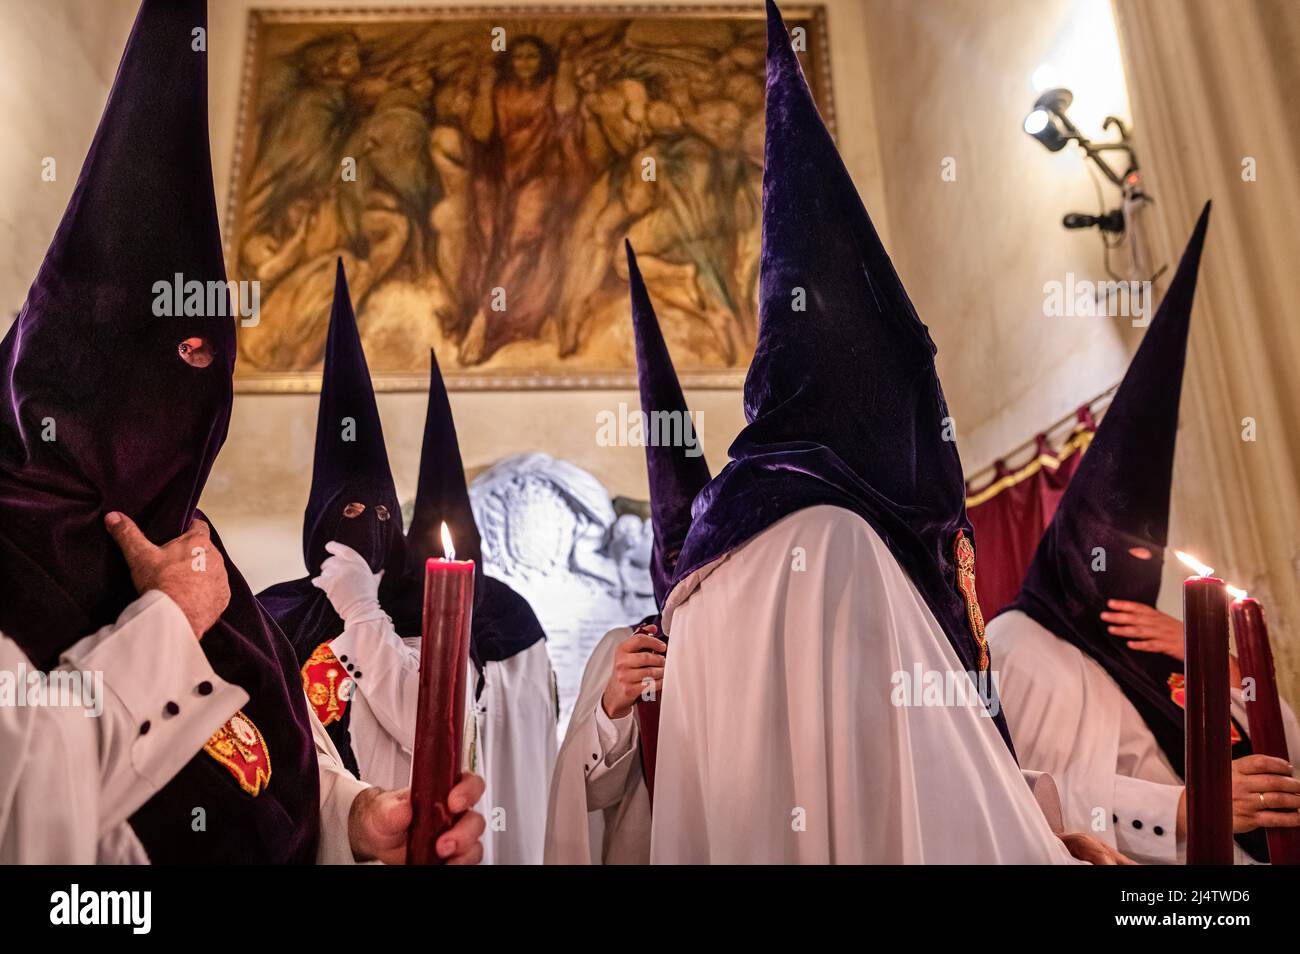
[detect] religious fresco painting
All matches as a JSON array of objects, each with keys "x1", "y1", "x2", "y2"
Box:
[{"x1": 226, "y1": 5, "x2": 833, "y2": 390}]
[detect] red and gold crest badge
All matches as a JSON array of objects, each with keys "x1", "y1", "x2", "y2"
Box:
[
  {"x1": 954, "y1": 530, "x2": 990, "y2": 671},
  {"x1": 204, "y1": 710, "x2": 272, "y2": 796},
  {"x1": 1166, "y1": 673, "x2": 1241, "y2": 743},
  {"x1": 301, "y1": 641, "x2": 352, "y2": 727}
]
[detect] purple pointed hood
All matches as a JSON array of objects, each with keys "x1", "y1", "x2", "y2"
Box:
[
  {"x1": 1005, "y1": 206, "x2": 1212, "y2": 650},
  {"x1": 258, "y1": 261, "x2": 404, "y2": 776},
  {"x1": 408, "y1": 350, "x2": 482, "y2": 572},
  {"x1": 672, "y1": 0, "x2": 1008, "y2": 748},
  {"x1": 999, "y1": 205, "x2": 1267, "y2": 855},
  {"x1": 1003, "y1": 205, "x2": 1265, "y2": 856},
  {"x1": 302, "y1": 261, "x2": 405, "y2": 580},
  {"x1": 387, "y1": 350, "x2": 545, "y2": 668},
  {"x1": 0, "y1": 0, "x2": 319, "y2": 862},
  {"x1": 259, "y1": 261, "x2": 405, "y2": 654},
  {"x1": 626, "y1": 242, "x2": 712, "y2": 610}
]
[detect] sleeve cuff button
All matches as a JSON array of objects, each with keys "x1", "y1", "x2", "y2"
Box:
[{"x1": 197, "y1": 681, "x2": 213, "y2": 696}]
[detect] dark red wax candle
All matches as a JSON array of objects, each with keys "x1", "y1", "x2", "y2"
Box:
[
  {"x1": 635, "y1": 697, "x2": 661, "y2": 809},
  {"x1": 1232, "y1": 596, "x2": 1300, "y2": 865},
  {"x1": 1183, "y1": 574, "x2": 1233, "y2": 865},
  {"x1": 407, "y1": 553, "x2": 474, "y2": 865},
  {"x1": 633, "y1": 624, "x2": 666, "y2": 810}
]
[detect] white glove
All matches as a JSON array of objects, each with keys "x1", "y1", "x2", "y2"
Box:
[{"x1": 312, "y1": 541, "x2": 386, "y2": 623}]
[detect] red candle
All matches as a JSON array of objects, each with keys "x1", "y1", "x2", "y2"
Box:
[
  {"x1": 635, "y1": 696, "x2": 661, "y2": 810},
  {"x1": 633, "y1": 624, "x2": 666, "y2": 810},
  {"x1": 1230, "y1": 591, "x2": 1300, "y2": 865},
  {"x1": 407, "y1": 523, "x2": 475, "y2": 865},
  {"x1": 1179, "y1": 551, "x2": 1233, "y2": 865}
]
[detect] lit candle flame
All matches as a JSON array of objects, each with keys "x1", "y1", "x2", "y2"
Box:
[
  {"x1": 440, "y1": 521, "x2": 455, "y2": 562},
  {"x1": 1226, "y1": 584, "x2": 1248, "y2": 600},
  {"x1": 1174, "y1": 549, "x2": 1214, "y2": 578}
]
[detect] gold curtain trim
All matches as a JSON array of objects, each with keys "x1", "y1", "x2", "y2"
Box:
[{"x1": 965, "y1": 427, "x2": 1096, "y2": 508}]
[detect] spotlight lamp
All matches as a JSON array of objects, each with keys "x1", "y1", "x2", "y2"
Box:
[
  {"x1": 1022, "y1": 88, "x2": 1075, "y2": 152},
  {"x1": 1022, "y1": 85, "x2": 1157, "y2": 281},
  {"x1": 1022, "y1": 87, "x2": 1137, "y2": 188}
]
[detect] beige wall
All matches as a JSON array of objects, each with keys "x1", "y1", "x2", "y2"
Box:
[
  {"x1": 862, "y1": 0, "x2": 1140, "y2": 477},
  {"x1": 0, "y1": 0, "x2": 139, "y2": 318}
]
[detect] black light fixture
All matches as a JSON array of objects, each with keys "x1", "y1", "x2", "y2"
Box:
[
  {"x1": 1022, "y1": 84, "x2": 1155, "y2": 276},
  {"x1": 1022, "y1": 86, "x2": 1137, "y2": 189},
  {"x1": 1022, "y1": 88, "x2": 1075, "y2": 152}
]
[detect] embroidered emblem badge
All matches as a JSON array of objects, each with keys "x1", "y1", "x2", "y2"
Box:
[
  {"x1": 204, "y1": 709, "x2": 272, "y2": 796},
  {"x1": 302, "y1": 641, "x2": 353, "y2": 727},
  {"x1": 1167, "y1": 673, "x2": 1242, "y2": 743},
  {"x1": 954, "y1": 530, "x2": 990, "y2": 671}
]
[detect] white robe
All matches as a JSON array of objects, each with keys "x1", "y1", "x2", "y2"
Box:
[
  {"x1": 310, "y1": 696, "x2": 375, "y2": 865},
  {"x1": 988, "y1": 609, "x2": 1300, "y2": 864},
  {"x1": 0, "y1": 589, "x2": 373, "y2": 865},
  {"x1": 651, "y1": 505, "x2": 1076, "y2": 864},
  {"x1": 329, "y1": 612, "x2": 557, "y2": 864},
  {"x1": 544, "y1": 626, "x2": 652, "y2": 864}
]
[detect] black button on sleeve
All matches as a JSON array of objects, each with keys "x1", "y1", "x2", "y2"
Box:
[
  {"x1": 139, "y1": 720, "x2": 151, "y2": 735},
  {"x1": 1153, "y1": 826, "x2": 1164, "y2": 836},
  {"x1": 164, "y1": 701, "x2": 180, "y2": 717},
  {"x1": 1131, "y1": 819, "x2": 1143, "y2": 830},
  {"x1": 197, "y1": 681, "x2": 213, "y2": 696}
]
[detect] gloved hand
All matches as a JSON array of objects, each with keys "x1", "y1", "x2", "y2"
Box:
[{"x1": 312, "y1": 541, "x2": 385, "y2": 623}]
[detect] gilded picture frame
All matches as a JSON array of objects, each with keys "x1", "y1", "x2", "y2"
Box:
[{"x1": 225, "y1": 4, "x2": 834, "y2": 391}]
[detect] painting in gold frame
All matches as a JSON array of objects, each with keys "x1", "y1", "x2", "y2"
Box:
[{"x1": 226, "y1": 5, "x2": 834, "y2": 391}]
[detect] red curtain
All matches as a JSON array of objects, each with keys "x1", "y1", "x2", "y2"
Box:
[{"x1": 966, "y1": 408, "x2": 1097, "y2": 619}]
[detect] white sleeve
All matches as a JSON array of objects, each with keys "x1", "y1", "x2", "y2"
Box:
[
  {"x1": 59, "y1": 590, "x2": 248, "y2": 834},
  {"x1": 595, "y1": 704, "x2": 637, "y2": 764},
  {"x1": 582, "y1": 702, "x2": 640, "y2": 810},
  {"x1": 329, "y1": 614, "x2": 420, "y2": 753},
  {"x1": 309, "y1": 695, "x2": 373, "y2": 864},
  {"x1": 0, "y1": 669, "x2": 97, "y2": 863},
  {"x1": 1112, "y1": 774, "x2": 1182, "y2": 864}
]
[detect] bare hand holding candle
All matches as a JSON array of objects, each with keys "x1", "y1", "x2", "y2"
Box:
[
  {"x1": 407, "y1": 522, "x2": 475, "y2": 865},
  {"x1": 1177, "y1": 550, "x2": 1233, "y2": 865},
  {"x1": 1228, "y1": 585, "x2": 1300, "y2": 865}
]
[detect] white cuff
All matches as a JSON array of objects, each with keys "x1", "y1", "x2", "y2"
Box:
[
  {"x1": 61, "y1": 590, "x2": 248, "y2": 833},
  {"x1": 1113, "y1": 774, "x2": 1182, "y2": 864},
  {"x1": 595, "y1": 703, "x2": 637, "y2": 765},
  {"x1": 584, "y1": 700, "x2": 640, "y2": 802},
  {"x1": 309, "y1": 696, "x2": 374, "y2": 864},
  {"x1": 329, "y1": 613, "x2": 410, "y2": 698}
]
